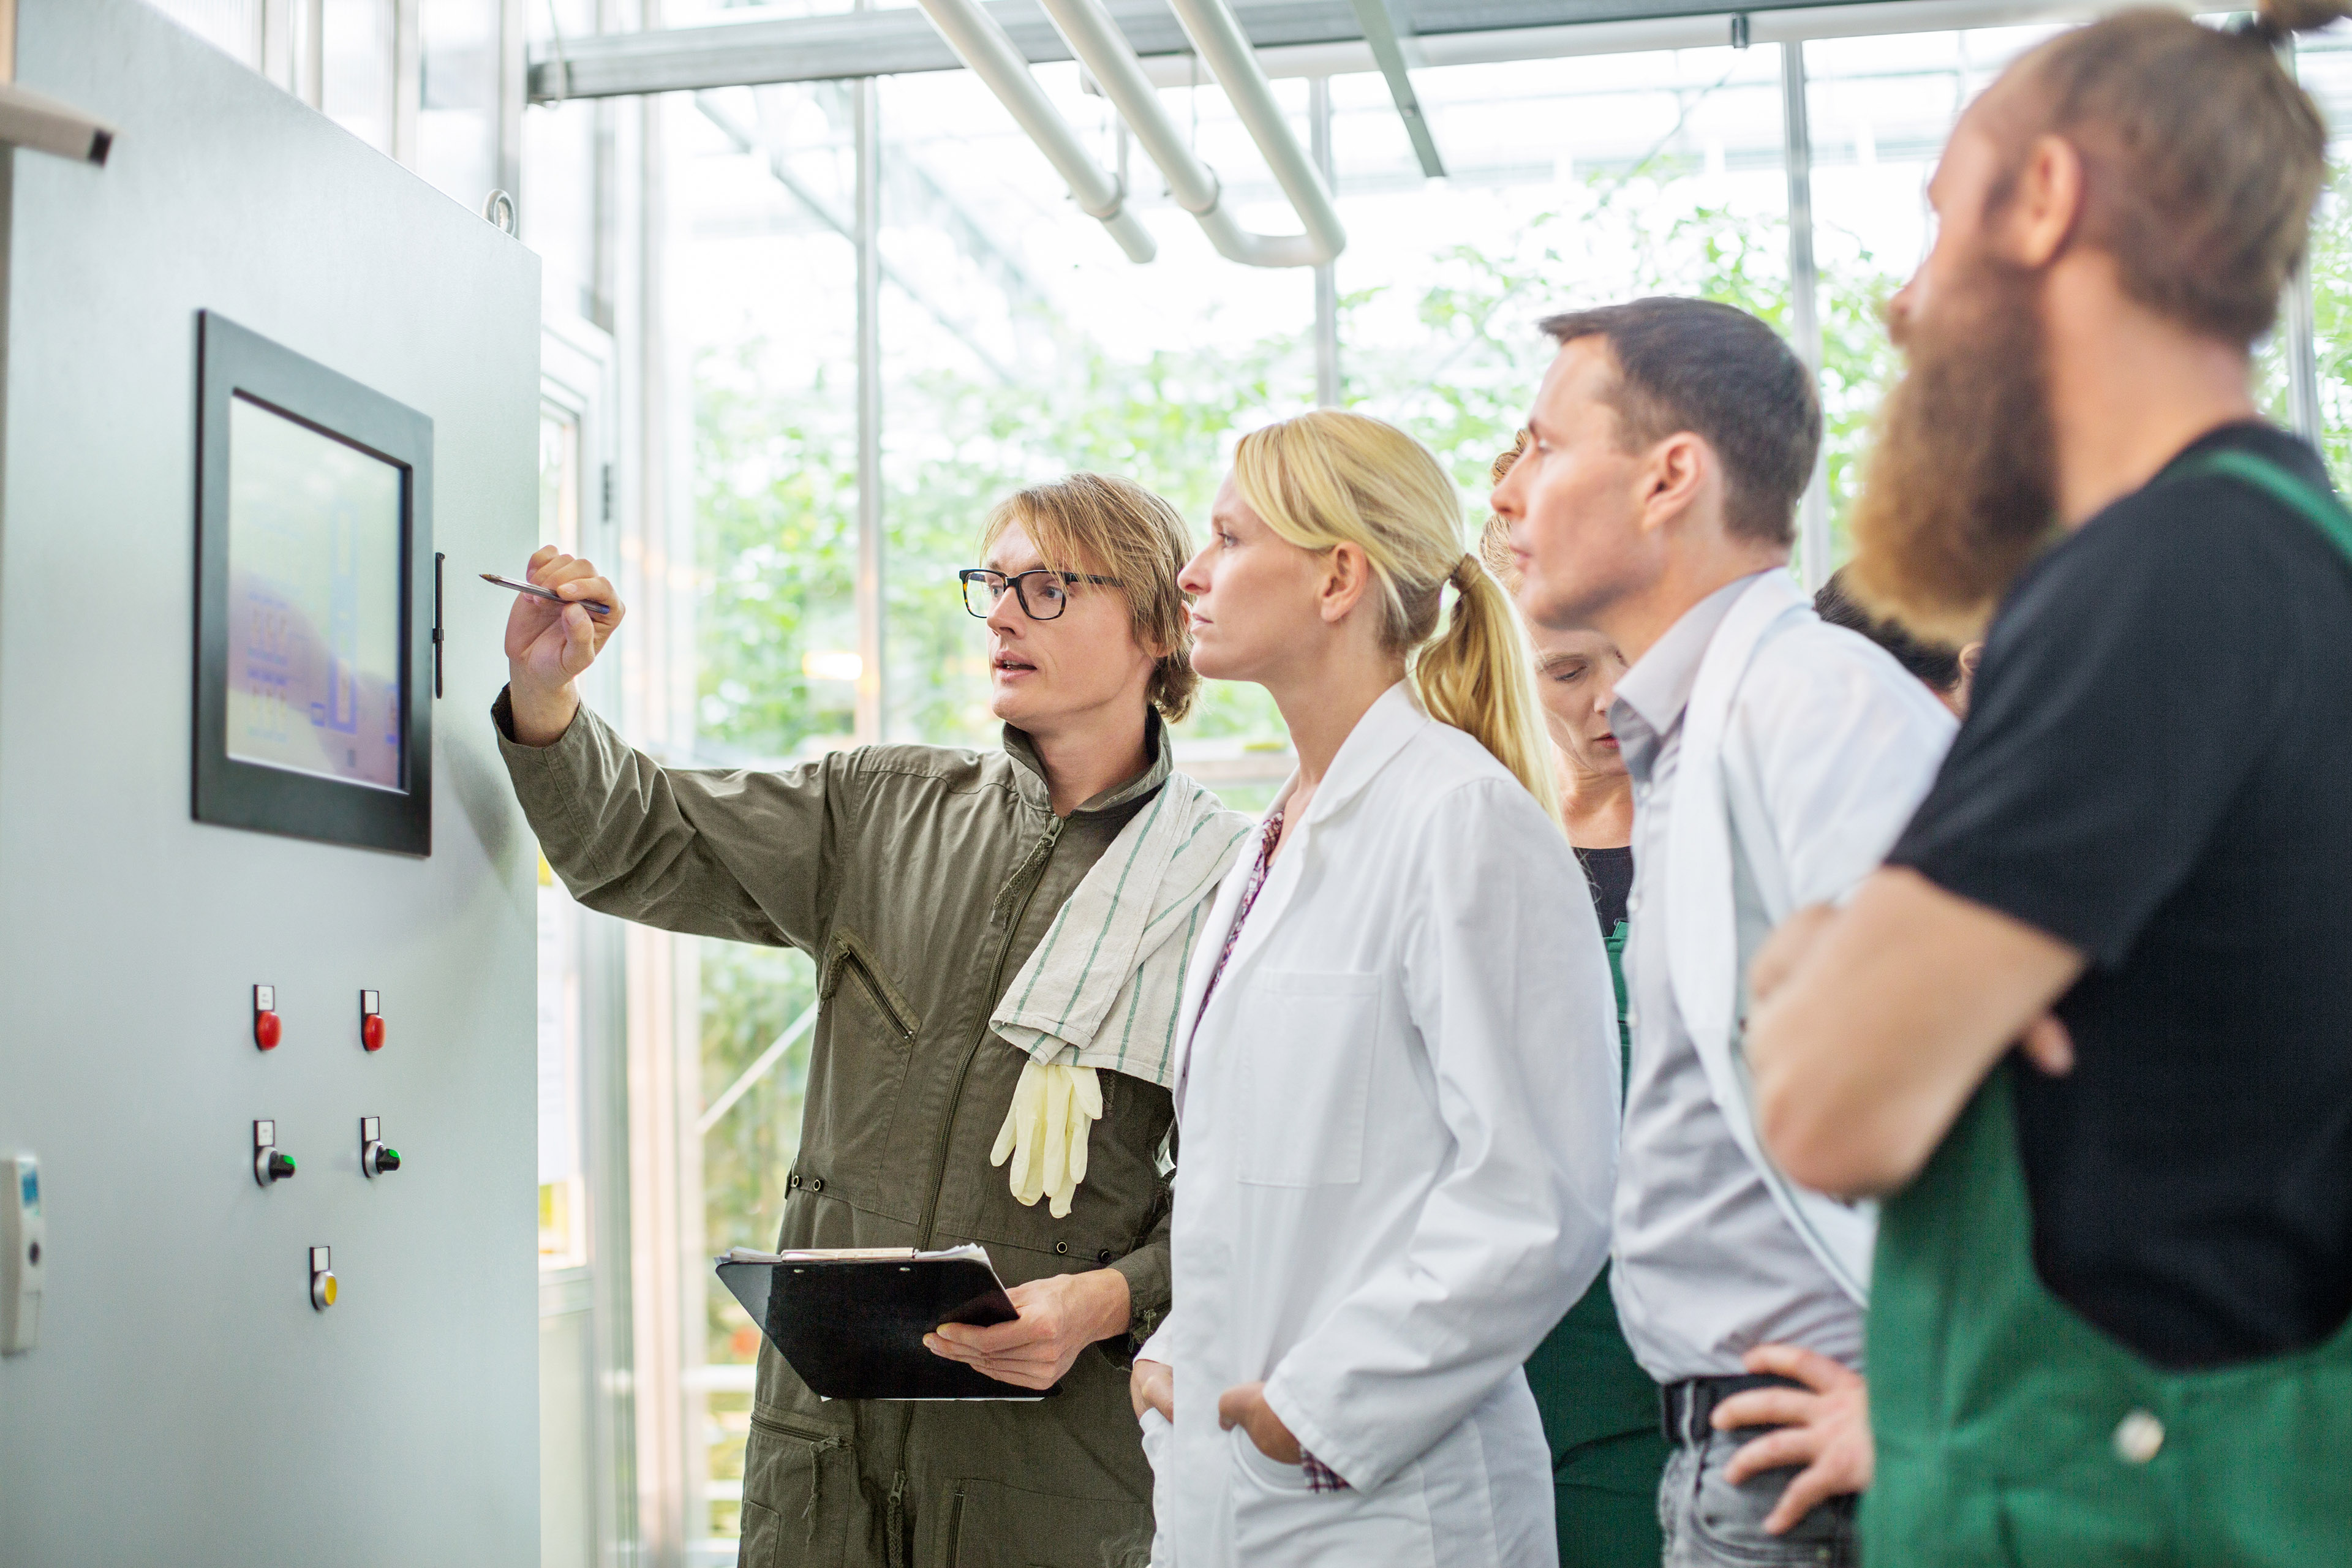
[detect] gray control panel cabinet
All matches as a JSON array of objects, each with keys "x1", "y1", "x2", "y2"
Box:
[{"x1": 0, "y1": 1, "x2": 542, "y2": 1562}]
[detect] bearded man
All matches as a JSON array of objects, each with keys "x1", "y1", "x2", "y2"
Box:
[{"x1": 1746, "y1": 6, "x2": 2352, "y2": 1566}]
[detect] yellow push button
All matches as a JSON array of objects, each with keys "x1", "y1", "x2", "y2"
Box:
[{"x1": 310, "y1": 1246, "x2": 337, "y2": 1311}]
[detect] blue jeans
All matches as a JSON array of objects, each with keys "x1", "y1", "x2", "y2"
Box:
[{"x1": 1657, "y1": 1427, "x2": 1858, "y2": 1567}]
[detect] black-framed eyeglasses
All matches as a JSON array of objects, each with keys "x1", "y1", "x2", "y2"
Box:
[{"x1": 959, "y1": 567, "x2": 1123, "y2": 621}]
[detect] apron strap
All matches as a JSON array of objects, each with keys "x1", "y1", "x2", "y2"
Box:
[{"x1": 2166, "y1": 447, "x2": 2352, "y2": 572}]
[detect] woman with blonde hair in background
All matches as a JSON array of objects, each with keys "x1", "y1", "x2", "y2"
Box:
[
  {"x1": 1128, "y1": 410, "x2": 1620, "y2": 1566},
  {"x1": 1482, "y1": 433, "x2": 1670, "y2": 1568}
]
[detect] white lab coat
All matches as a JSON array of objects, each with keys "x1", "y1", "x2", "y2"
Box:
[
  {"x1": 1138, "y1": 684, "x2": 1619, "y2": 1568},
  {"x1": 1661, "y1": 570, "x2": 1956, "y2": 1300}
]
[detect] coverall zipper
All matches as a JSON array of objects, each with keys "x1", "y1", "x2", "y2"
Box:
[
  {"x1": 892, "y1": 810, "x2": 1065, "y2": 1532},
  {"x1": 835, "y1": 947, "x2": 916, "y2": 1039},
  {"x1": 915, "y1": 811, "x2": 1063, "y2": 1249}
]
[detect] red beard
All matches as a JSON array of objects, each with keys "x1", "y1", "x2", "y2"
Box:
[{"x1": 1845, "y1": 254, "x2": 2059, "y2": 643}]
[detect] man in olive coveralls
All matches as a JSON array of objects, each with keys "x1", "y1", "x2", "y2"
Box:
[
  {"x1": 496, "y1": 475, "x2": 1233, "y2": 1568},
  {"x1": 1748, "y1": 9, "x2": 2352, "y2": 1565}
]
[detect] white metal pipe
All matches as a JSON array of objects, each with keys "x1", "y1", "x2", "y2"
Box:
[
  {"x1": 1310, "y1": 74, "x2": 1340, "y2": 404},
  {"x1": 1782, "y1": 39, "x2": 1834, "y2": 593},
  {"x1": 1038, "y1": 0, "x2": 1219, "y2": 214},
  {"x1": 911, "y1": 0, "x2": 1155, "y2": 262},
  {"x1": 1164, "y1": 0, "x2": 1345, "y2": 265},
  {"x1": 855, "y1": 69, "x2": 886, "y2": 745},
  {"x1": 1038, "y1": 0, "x2": 1343, "y2": 267}
]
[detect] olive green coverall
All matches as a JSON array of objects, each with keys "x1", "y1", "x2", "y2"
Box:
[{"x1": 498, "y1": 693, "x2": 1182, "y2": 1568}]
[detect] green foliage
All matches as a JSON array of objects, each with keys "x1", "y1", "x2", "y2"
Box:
[
  {"x1": 2304, "y1": 167, "x2": 2352, "y2": 488},
  {"x1": 695, "y1": 349, "x2": 861, "y2": 765},
  {"x1": 698, "y1": 939, "x2": 816, "y2": 1365}
]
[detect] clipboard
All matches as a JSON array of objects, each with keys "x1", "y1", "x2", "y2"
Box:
[{"x1": 714, "y1": 1243, "x2": 1047, "y2": 1401}]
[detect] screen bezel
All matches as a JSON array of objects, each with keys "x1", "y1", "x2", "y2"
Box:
[{"x1": 195, "y1": 311, "x2": 434, "y2": 856}]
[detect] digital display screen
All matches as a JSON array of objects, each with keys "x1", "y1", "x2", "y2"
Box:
[{"x1": 225, "y1": 394, "x2": 405, "y2": 791}]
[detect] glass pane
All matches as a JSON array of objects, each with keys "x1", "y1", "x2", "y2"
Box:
[
  {"x1": 2296, "y1": 34, "x2": 2352, "y2": 486},
  {"x1": 679, "y1": 85, "x2": 863, "y2": 769},
  {"x1": 322, "y1": 0, "x2": 396, "y2": 154},
  {"x1": 662, "y1": 0, "x2": 867, "y2": 23},
  {"x1": 1331, "y1": 46, "x2": 1788, "y2": 497},
  {"x1": 537, "y1": 856, "x2": 587, "y2": 1268},
  {"x1": 535, "y1": 400, "x2": 590, "y2": 1272},
  {"x1": 669, "y1": 81, "x2": 860, "y2": 1558},
  {"x1": 524, "y1": 97, "x2": 601, "y2": 319},
  {"x1": 695, "y1": 940, "x2": 818, "y2": 1546},
  {"x1": 140, "y1": 0, "x2": 262, "y2": 67},
  {"x1": 540, "y1": 404, "x2": 583, "y2": 556},
  {"x1": 418, "y1": 0, "x2": 502, "y2": 210}
]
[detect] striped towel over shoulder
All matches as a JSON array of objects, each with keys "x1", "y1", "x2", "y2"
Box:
[{"x1": 990, "y1": 771, "x2": 1254, "y2": 1089}]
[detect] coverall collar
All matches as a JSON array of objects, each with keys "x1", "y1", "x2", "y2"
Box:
[{"x1": 1000, "y1": 707, "x2": 1172, "y2": 818}]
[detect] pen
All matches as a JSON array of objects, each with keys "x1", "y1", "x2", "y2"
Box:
[{"x1": 481, "y1": 572, "x2": 612, "y2": 616}]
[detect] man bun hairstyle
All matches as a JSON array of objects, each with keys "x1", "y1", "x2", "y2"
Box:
[
  {"x1": 1537, "y1": 297, "x2": 1822, "y2": 548},
  {"x1": 2253, "y1": 0, "x2": 2352, "y2": 29},
  {"x1": 1231, "y1": 410, "x2": 1562, "y2": 826},
  {"x1": 981, "y1": 472, "x2": 1199, "y2": 723},
  {"x1": 1992, "y1": 2, "x2": 2343, "y2": 346}
]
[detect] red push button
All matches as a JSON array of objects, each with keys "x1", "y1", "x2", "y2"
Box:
[
  {"x1": 254, "y1": 984, "x2": 281, "y2": 1052},
  {"x1": 360, "y1": 990, "x2": 384, "y2": 1053}
]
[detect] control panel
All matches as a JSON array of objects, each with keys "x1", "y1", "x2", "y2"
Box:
[{"x1": 245, "y1": 982, "x2": 411, "y2": 1328}]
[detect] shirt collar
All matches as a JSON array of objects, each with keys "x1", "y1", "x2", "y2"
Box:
[
  {"x1": 1611, "y1": 570, "x2": 1776, "y2": 763},
  {"x1": 1272, "y1": 681, "x2": 1427, "y2": 829},
  {"x1": 1001, "y1": 708, "x2": 1172, "y2": 816}
]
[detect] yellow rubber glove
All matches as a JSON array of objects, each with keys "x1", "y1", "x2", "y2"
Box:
[{"x1": 990, "y1": 1059, "x2": 1104, "y2": 1219}]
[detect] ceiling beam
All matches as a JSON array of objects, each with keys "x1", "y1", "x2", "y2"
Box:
[
  {"x1": 1346, "y1": 0, "x2": 1444, "y2": 178},
  {"x1": 525, "y1": 0, "x2": 1879, "y2": 102}
]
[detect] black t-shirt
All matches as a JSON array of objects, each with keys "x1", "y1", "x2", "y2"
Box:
[
  {"x1": 1890, "y1": 422, "x2": 2352, "y2": 1370},
  {"x1": 1574, "y1": 844, "x2": 1633, "y2": 933}
]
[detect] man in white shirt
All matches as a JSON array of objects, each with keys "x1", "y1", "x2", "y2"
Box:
[{"x1": 1490, "y1": 297, "x2": 1954, "y2": 1567}]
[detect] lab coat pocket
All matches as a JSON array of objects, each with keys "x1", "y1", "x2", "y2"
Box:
[
  {"x1": 1139, "y1": 1406, "x2": 1174, "y2": 1478},
  {"x1": 1227, "y1": 1427, "x2": 1440, "y2": 1568},
  {"x1": 1227, "y1": 1421, "x2": 1313, "y2": 1493},
  {"x1": 1235, "y1": 970, "x2": 1380, "y2": 1187}
]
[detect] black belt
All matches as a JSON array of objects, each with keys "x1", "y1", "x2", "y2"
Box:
[{"x1": 1660, "y1": 1373, "x2": 1804, "y2": 1446}]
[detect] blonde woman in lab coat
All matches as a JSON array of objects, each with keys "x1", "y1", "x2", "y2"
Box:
[{"x1": 1130, "y1": 410, "x2": 1620, "y2": 1567}]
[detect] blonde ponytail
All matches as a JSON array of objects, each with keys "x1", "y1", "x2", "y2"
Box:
[
  {"x1": 1230, "y1": 411, "x2": 1562, "y2": 827},
  {"x1": 1419, "y1": 554, "x2": 1562, "y2": 827}
]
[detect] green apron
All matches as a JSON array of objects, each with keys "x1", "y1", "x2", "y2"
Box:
[
  {"x1": 1864, "y1": 448, "x2": 2352, "y2": 1567},
  {"x1": 1528, "y1": 917, "x2": 1670, "y2": 1568}
]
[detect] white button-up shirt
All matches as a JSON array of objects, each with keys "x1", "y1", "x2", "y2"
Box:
[{"x1": 1608, "y1": 574, "x2": 1867, "y2": 1382}]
